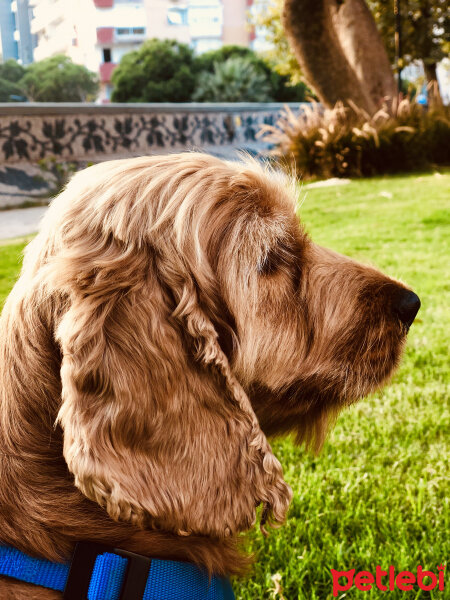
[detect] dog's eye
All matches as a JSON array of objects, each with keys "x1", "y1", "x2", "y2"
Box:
[
  {"x1": 258, "y1": 236, "x2": 305, "y2": 281},
  {"x1": 258, "y1": 248, "x2": 280, "y2": 276},
  {"x1": 258, "y1": 239, "x2": 295, "y2": 276}
]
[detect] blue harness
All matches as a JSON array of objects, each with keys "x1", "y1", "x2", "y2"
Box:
[{"x1": 0, "y1": 542, "x2": 235, "y2": 599}]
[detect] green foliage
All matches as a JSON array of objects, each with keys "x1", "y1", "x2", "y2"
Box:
[
  {"x1": 111, "y1": 39, "x2": 197, "y2": 103},
  {"x1": 0, "y1": 59, "x2": 27, "y2": 102},
  {"x1": 193, "y1": 57, "x2": 272, "y2": 102},
  {"x1": 1, "y1": 171, "x2": 448, "y2": 598},
  {"x1": 20, "y1": 55, "x2": 98, "y2": 102},
  {"x1": 368, "y1": 0, "x2": 450, "y2": 67},
  {"x1": 252, "y1": 0, "x2": 448, "y2": 94},
  {"x1": 195, "y1": 44, "x2": 308, "y2": 103},
  {"x1": 111, "y1": 42, "x2": 308, "y2": 103},
  {"x1": 0, "y1": 59, "x2": 26, "y2": 84},
  {"x1": 0, "y1": 78, "x2": 26, "y2": 102},
  {"x1": 262, "y1": 100, "x2": 450, "y2": 179},
  {"x1": 251, "y1": 0, "x2": 303, "y2": 84},
  {"x1": 194, "y1": 44, "x2": 258, "y2": 72}
]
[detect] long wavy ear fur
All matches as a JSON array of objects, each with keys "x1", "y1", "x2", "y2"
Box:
[{"x1": 40, "y1": 154, "x2": 292, "y2": 538}]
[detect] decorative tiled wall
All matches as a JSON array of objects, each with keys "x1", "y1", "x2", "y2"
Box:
[{"x1": 0, "y1": 103, "x2": 304, "y2": 163}]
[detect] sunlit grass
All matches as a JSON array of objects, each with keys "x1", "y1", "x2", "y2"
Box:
[
  {"x1": 236, "y1": 170, "x2": 449, "y2": 600},
  {"x1": 0, "y1": 172, "x2": 448, "y2": 599}
]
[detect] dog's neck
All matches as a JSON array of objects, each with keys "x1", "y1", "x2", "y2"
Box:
[{"x1": 0, "y1": 299, "x2": 244, "y2": 600}]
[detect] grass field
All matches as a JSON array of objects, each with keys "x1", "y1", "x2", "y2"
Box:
[{"x1": 0, "y1": 171, "x2": 449, "y2": 599}]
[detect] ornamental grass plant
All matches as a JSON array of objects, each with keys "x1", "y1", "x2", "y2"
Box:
[{"x1": 260, "y1": 97, "x2": 450, "y2": 179}]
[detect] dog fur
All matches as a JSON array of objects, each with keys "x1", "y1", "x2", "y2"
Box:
[{"x1": 0, "y1": 153, "x2": 413, "y2": 599}]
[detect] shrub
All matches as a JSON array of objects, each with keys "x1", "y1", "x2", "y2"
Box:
[
  {"x1": 0, "y1": 59, "x2": 26, "y2": 84},
  {"x1": 193, "y1": 57, "x2": 272, "y2": 102},
  {"x1": 20, "y1": 55, "x2": 98, "y2": 102},
  {"x1": 0, "y1": 59, "x2": 27, "y2": 102},
  {"x1": 194, "y1": 45, "x2": 257, "y2": 72},
  {"x1": 194, "y1": 44, "x2": 308, "y2": 102},
  {"x1": 111, "y1": 39, "x2": 197, "y2": 102},
  {"x1": 0, "y1": 78, "x2": 26, "y2": 102},
  {"x1": 260, "y1": 99, "x2": 450, "y2": 179}
]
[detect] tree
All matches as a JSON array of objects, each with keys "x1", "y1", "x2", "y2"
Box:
[
  {"x1": 0, "y1": 78, "x2": 26, "y2": 102},
  {"x1": 282, "y1": 0, "x2": 397, "y2": 114},
  {"x1": 0, "y1": 59, "x2": 26, "y2": 84},
  {"x1": 111, "y1": 39, "x2": 197, "y2": 102},
  {"x1": 0, "y1": 59, "x2": 27, "y2": 101},
  {"x1": 20, "y1": 55, "x2": 98, "y2": 102},
  {"x1": 195, "y1": 44, "x2": 309, "y2": 102},
  {"x1": 369, "y1": 0, "x2": 450, "y2": 104},
  {"x1": 193, "y1": 57, "x2": 272, "y2": 102},
  {"x1": 251, "y1": 0, "x2": 303, "y2": 84}
]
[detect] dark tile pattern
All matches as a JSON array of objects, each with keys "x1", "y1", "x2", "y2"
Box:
[{"x1": 0, "y1": 110, "x2": 282, "y2": 162}]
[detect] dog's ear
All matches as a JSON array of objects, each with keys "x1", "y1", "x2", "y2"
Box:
[{"x1": 52, "y1": 232, "x2": 291, "y2": 538}]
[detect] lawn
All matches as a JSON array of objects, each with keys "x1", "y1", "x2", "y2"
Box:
[{"x1": 0, "y1": 171, "x2": 449, "y2": 599}]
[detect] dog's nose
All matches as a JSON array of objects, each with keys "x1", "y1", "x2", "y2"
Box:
[{"x1": 396, "y1": 290, "x2": 421, "y2": 327}]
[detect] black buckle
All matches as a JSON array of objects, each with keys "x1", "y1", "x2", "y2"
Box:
[{"x1": 63, "y1": 541, "x2": 152, "y2": 600}]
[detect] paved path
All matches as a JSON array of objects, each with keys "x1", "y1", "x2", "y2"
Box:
[{"x1": 0, "y1": 206, "x2": 48, "y2": 240}]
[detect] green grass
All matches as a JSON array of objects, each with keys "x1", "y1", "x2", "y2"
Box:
[
  {"x1": 0, "y1": 172, "x2": 449, "y2": 599},
  {"x1": 0, "y1": 236, "x2": 34, "y2": 308}
]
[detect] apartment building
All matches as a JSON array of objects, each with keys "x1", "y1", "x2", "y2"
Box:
[
  {"x1": 29, "y1": 0, "x2": 254, "y2": 102},
  {"x1": 0, "y1": 0, "x2": 35, "y2": 65}
]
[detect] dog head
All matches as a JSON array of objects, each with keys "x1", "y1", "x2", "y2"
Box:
[{"x1": 30, "y1": 153, "x2": 418, "y2": 538}]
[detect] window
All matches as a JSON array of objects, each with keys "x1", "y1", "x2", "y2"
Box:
[
  {"x1": 103, "y1": 48, "x2": 112, "y2": 63},
  {"x1": 167, "y1": 7, "x2": 187, "y2": 25},
  {"x1": 116, "y1": 26, "x2": 145, "y2": 36}
]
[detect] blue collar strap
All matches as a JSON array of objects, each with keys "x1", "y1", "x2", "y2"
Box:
[{"x1": 0, "y1": 542, "x2": 235, "y2": 600}]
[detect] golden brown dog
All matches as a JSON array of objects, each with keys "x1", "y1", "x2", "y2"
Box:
[{"x1": 0, "y1": 153, "x2": 420, "y2": 599}]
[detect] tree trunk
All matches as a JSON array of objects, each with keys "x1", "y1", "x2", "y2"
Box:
[
  {"x1": 282, "y1": 0, "x2": 397, "y2": 114},
  {"x1": 331, "y1": 0, "x2": 397, "y2": 109},
  {"x1": 424, "y1": 62, "x2": 443, "y2": 107}
]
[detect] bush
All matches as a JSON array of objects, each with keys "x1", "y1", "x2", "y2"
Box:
[
  {"x1": 0, "y1": 59, "x2": 26, "y2": 84},
  {"x1": 195, "y1": 44, "x2": 308, "y2": 102},
  {"x1": 0, "y1": 59, "x2": 27, "y2": 102},
  {"x1": 20, "y1": 55, "x2": 98, "y2": 102},
  {"x1": 111, "y1": 39, "x2": 197, "y2": 102},
  {"x1": 260, "y1": 99, "x2": 450, "y2": 179},
  {"x1": 193, "y1": 57, "x2": 272, "y2": 102},
  {"x1": 0, "y1": 78, "x2": 26, "y2": 102}
]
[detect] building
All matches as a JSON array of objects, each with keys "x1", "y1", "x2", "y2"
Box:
[
  {"x1": 30, "y1": 0, "x2": 255, "y2": 102},
  {"x1": 0, "y1": 0, "x2": 35, "y2": 65}
]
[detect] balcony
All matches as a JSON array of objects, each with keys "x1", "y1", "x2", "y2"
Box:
[
  {"x1": 114, "y1": 26, "x2": 146, "y2": 43},
  {"x1": 94, "y1": 0, "x2": 114, "y2": 7},
  {"x1": 96, "y1": 27, "x2": 114, "y2": 44},
  {"x1": 99, "y1": 62, "x2": 117, "y2": 83}
]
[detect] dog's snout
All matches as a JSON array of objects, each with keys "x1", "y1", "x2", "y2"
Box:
[{"x1": 396, "y1": 289, "x2": 421, "y2": 327}]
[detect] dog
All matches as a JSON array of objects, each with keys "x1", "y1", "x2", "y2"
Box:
[{"x1": 0, "y1": 153, "x2": 420, "y2": 599}]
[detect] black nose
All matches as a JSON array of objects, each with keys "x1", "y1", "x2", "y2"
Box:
[{"x1": 396, "y1": 290, "x2": 421, "y2": 327}]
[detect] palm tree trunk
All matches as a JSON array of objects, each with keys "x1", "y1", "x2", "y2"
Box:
[
  {"x1": 331, "y1": 0, "x2": 397, "y2": 109},
  {"x1": 282, "y1": 0, "x2": 397, "y2": 114}
]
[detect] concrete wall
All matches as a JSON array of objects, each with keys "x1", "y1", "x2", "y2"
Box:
[{"x1": 0, "y1": 102, "x2": 303, "y2": 163}]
